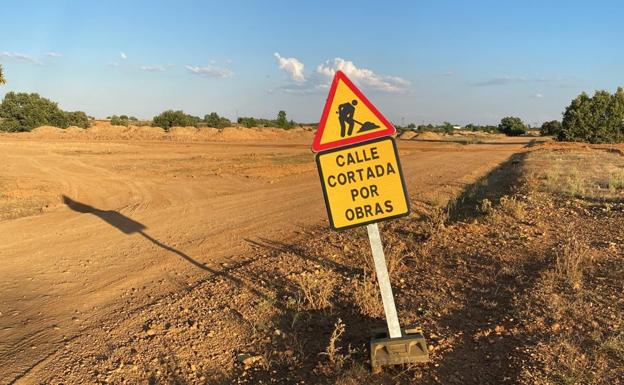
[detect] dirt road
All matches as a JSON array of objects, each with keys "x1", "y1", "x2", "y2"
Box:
[{"x1": 0, "y1": 136, "x2": 533, "y2": 384}]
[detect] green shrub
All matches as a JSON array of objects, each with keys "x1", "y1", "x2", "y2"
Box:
[
  {"x1": 152, "y1": 110, "x2": 200, "y2": 130},
  {"x1": 64, "y1": 111, "x2": 90, "y2": 128},
  {"x1": 540, "y1": 120, "x2": 562, "y2": 136},
  {"x1": 0, "y1": 92, "x2": 89, "y2": 131},
  {"x1": 237, "y1": 117, "x2": 258, "y2": 128},
  {"x1": 203, "y1": 112, "x2": 231, "y2": 128},
  {"x1": 558, "y1": 88, "x2": 624, "y2": 143},
  {"x1": 276, "y1": 110, "x2": 294, "y2": 129},
  {"x1": 498, "y1": 116, "x2": 527, "y2": 136},
  {"x1": 110, "y1": 115, "x2": 138, "y2": 126}
]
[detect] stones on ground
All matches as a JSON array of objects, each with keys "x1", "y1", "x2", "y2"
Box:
[{"x1": 236, "y1": 353, "x2": 263, "y2": 368}]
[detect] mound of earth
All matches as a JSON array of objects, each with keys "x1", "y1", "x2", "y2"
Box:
[
  {"x1": 15, "y1": 122, "x2": 314, "y2": 142},
  {"x1": 127, "y1": 125, "x2": 166, "y2": 140},
  {"x1": 416, "y1": 131, "x2": 444, "y2": 140},
  {"x1": 86, "y1": 122, "x2": 130, "y2": 139},
  {"x1": 169, "y1": 126, "x2": 199, "y2": 137},
  {"x1": 195, "y1": 127, "x2": 219, "y2": 139},
  {"x1": 66, "y1": 126, "x2": 86, "y2": 134},
  {"x1": 30, "y1": 126, "x2": 66, "y2": 137},
  {"x1": 398, "y1": 131, "x2": 418, "y2": 140}
]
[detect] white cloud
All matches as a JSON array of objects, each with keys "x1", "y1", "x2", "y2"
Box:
[
  {"x1": 140, "y1": 65, "x2": 165, "y2": 72},
  {"x1": 316, "y1": 58, "x2": 409, "y2": 93},
  {"x1": 107, "y1": 62, "x2": 119, "y2": 67},
  {"x1": 185, "y1": 65, "x2": 233, "y2": 78},
  {"x1": 46, "y1": 51, "x2": 63, "y2": 57},
  {"x1": 273, "y1": 52, "x2": 305, "y2": 83},
  {"x1": 534, "y1": 93, "x2": 544, "y2": 99},
  {"x1": 120, "y1": 51, "x2": 127, "y2": 60},
  {"x1": 0, "y1": 51, "x2": 41, "y2": 64}
]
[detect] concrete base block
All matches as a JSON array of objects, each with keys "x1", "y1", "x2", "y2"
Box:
[{"x1": 370, "y1": 326, "x2": 429, "y2": 372}]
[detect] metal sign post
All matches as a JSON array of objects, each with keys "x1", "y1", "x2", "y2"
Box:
[
  {"x1": 367, "y1": 223, "x2": 401, "y2": 338},
  {"x1": 366, "y1": 222, "x2": 430, "y2": 372}
]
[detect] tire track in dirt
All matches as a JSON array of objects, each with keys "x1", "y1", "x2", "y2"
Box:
[{"x1": 0, "y1": 137, "x2": 530, "y2": 384}]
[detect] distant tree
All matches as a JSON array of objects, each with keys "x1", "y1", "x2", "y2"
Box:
[
  {"x1": 64, "y1": 111, "x2": 90, "y2": 128},
  {"x1": 498, "y1": 116, "x2": 527, "y2": 136},
  {"x1": 407, "y1": 123, "x2": 416, "y2": 129},
  {"x1": 558, "y1": 88, "x2": 624, "y2": 143},
  {"x1": 152, "y1": 110, "x2": 200, "y2": 130},
  {"x1": 540, "y1": 120, "x2": 562, "y2": 136},
  {"x1": 204, "y1": 112, "x2": 231, "y2": 128},
  {"x1": 0, "y1": 64, "x2": 5, "y2": 85},
  {"x1": 442, "y1": 121, "x2": 454, "y2": 134},
  {"x1": 111, "y1": 115, "x2": 129, "y2": 126},
  {"x1": 237, "y1": 117, "x2": 257, "y2": 128},
  {"x1": 276, "y1": 110, "x2": 293, "y2": 129},
  {"x1": 0, "y1": 92, "x2": 70, "y2": 132}
]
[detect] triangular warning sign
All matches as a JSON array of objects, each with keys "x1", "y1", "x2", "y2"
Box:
[{"x1": 312, "y1": 71, "x2": 396, "y2": 152}]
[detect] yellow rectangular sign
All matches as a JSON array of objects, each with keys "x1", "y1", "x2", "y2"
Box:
[{"x1": 316, "y1": 137, "x2": 410, "y2": 230}]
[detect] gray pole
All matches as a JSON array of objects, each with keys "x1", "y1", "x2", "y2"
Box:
[{"x1": 367, "y1": 223, "x2": 402, "y2": 338}]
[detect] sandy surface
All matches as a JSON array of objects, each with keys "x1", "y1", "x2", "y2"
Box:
[{"x1": 0, "y1": 134, "x2": 536, "y2": 384}]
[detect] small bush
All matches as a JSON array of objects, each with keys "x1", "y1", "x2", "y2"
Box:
[
  {"x1": 319, "y1": 318, "x2": 347, "y2": 371},
  {"x1": 541, "y1": 120, "x2": 562, "y2": 136},
  {"x1": 499, "y1": 195, "x2": 526, "y2": 220},
  {"x1": 608, "y1": 171, "x2": 624, "y2": 193},
  {"x1": 110, "y1": 115, "x2": 138, "y2": 127},
  {"x1": 555, "y1": 235, "x2": 590, "y2": 290},
  {"x1": 64, "y1": 111, "x2": 90, "y2": 128},
  {"x1": 352, "y1": 272, "x2": 384, "y2": 318},
  {"x1": 204, "y1": 112, "x2": 231, "y2": 128},
  {"x1": 152, "y1": 110, "x2": 200, "y2": 130},
  {"x1": 292, "y1": 270, "x2": 336, "y2": 310}
]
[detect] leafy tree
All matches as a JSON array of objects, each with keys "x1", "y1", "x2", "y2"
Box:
[
  {"x1": 540, "y1": 120, "x2": 562, "y2": 136},
  {"x1": 64, "y1": 111, "x2": 90, "y2": 128},
  {"x1": 237, "y1": 117, "x2": 259, "y2": 128},
  {"x1": 0, "y1": 64, "x2": 5, "y2": 85},
  {"x1": 0, "y1": 92, "x2": 89, "y2": 132},
  {"x1": 152, "y1": 110, "x2": 200, "y2": 130},
  {"x1": 498, "y1": 116, "x2": 527, "y2": 136},
  {"x1": 441, "y1": 121, "x2": 454, "y2": 134},
  {"x1": 276, "y1": 110, "x2": 293, "y2": 129},
  {"x1": 204, "y1": 112, "x2": 231, "y2": 128},
  {"x1": 407, "y1": 123, "x2": 416, "y2": 129},
  {"x1": 110, "y1": 115, "x2": 138, "y2": 126},
  {"x1": 558, "y1": 88, "x2": 624, "y2": 143}
]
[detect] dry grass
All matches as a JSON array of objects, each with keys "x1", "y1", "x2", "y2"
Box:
[
  {"x1": 554, "y1": 234, "x2": 591, "y2": 290},
  {"x1": 322, "y1": 318, "x2": 347, "y2": 369},
  {"x1": 499, "y1": 195, "x2": 526, "y2": 220},
  {"x1": 421, "y1": 206, "x2": 448, "y2": 237},
  {"x1": 526, "y1": 149, "x2": 624, "y2": 201},
  {"x1": 352, "y1": 271, "x2": 384, "y2": 318},
  {"x1": 291, "y1": 270, "x2": 337, "y2": 310},
  {"x1": 601, "y1": 333, "x2": 624, "y2": 362},
  {"x1": 334, "y1": 363, "x2": 373, "y2": 385}
]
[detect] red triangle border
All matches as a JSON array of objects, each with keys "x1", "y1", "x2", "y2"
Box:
[{"x1": 311, "y1": 70, "x2": 396, "y2": 152}]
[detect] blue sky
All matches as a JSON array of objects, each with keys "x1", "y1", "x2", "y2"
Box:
[{"x1": 1, "y1": 0, "x2": 622, "y2": 125}]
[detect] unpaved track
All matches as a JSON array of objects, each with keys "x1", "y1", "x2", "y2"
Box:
[{"x1": 0, "y1": 136, "x2": 532, "y2": 384}]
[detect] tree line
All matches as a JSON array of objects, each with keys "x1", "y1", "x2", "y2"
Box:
[
  {"x1": 0, "y1": 65, "x2": 622, "y2": 141},
  {"x1": 150, "y1": 109, "x2": 296, "y2": 130}
]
